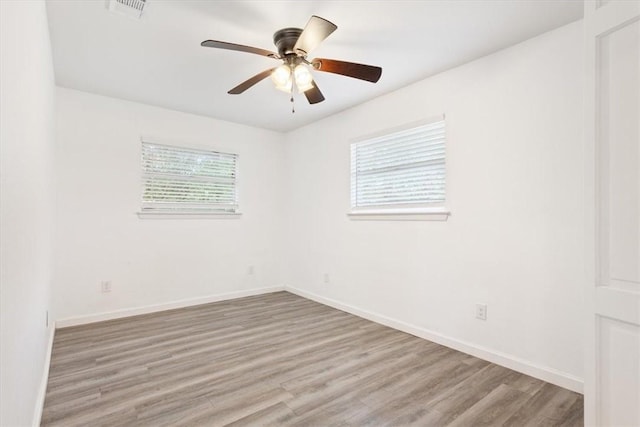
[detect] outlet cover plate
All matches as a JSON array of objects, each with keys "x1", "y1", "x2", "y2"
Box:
[
  {"x1": 101, "y1": 281, "x2": 112, "y2": 293},
  {"x1": 476, "y1": 303, "x2": 487, "y2": 320}
]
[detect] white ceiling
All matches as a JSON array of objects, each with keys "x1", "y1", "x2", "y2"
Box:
[{"x1": 46, "y1": 1, "x2": 582, "y2": 132}]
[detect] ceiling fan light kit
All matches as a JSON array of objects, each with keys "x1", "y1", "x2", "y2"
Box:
[
  {"x1": 201, "y1": 15, "x2": 382, "y2": 106},
  {"x1": 271, "y1": 62, "x2": 314, "y2": 94}
]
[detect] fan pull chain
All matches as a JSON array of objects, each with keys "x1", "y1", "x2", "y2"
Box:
[{"x1": 290, "y1": 96, "x2": 295, "y2": 114}]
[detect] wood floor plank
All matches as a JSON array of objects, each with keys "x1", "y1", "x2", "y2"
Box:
[
  {"x1": 503, "y1": 382, "x2": 583, "y2": 427},
  {"x1": 447, "y1": 384, "x2": 530, "y2": 427},
  {"x1": 42, "y1": 291, "x2": 583, "y2": 426},
  {"x1": 422, "y1": 363, "x2": 525, "y2": 424},
  {"x1": 556, "y1": 398, "x2": 585, "y2": 427},
  {"x1": 224, "y1": 402, "x2": 297, "y2": 427}
]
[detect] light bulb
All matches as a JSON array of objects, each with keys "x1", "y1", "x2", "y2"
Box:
[
  {"x1": 271, "y1": 64, "x2": 292, "y2": 93},
  {"x1": 294, "y1": 64, "x2": 314, "y2": 93}
]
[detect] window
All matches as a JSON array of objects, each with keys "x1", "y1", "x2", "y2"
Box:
[
  {"x1": 350, "y1": 118, "x2": 448, "y2": 220},
  {"x1": 140, "y1": 141, "x2": 238, "y2": 216}
]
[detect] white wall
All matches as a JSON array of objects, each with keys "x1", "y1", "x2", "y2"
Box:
[
  {"x1": 53, "y1": 88, "x2": 285, "y2": 320},
  {"x1": 0, "y1": 1, "x2": 56, "y2": 425},
  {"x1": 283, "y1": 21, "x2": 584, "y2": 384}
]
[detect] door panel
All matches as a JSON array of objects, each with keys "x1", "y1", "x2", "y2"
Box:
[
  {"x1": 598, "y1": 318, "x2": 640, "y2": 427},
  {"x1": 598, "y1": 19, "x2": 640, "y2": 289}
]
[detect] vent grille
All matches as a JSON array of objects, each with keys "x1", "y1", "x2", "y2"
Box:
[{"x1": 107, "y1": 0, "x2": 147, "y2": 19}]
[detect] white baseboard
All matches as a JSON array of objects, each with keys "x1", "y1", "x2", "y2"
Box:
[
  {"x1": 56, "y1": 286, "x2": 285, "y2": 328},
  {"x1": 33, "y1": 322, "x2": 55, "y2": 427},
  {"x1": 285, "y1": 286, "x2": 583, "y2": 394}
]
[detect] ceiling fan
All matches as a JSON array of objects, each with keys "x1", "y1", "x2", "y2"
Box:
[{"x1": 200, "y1": 15, "x2": 382, "y2": 106}]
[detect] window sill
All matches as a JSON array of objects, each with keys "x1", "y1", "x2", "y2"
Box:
[
  {"x1": 347, "y1": 208, "x2": 450, "y2": 221},
  {"x1": 136, "y1": 211, "x2": 242, "y2": 220}
]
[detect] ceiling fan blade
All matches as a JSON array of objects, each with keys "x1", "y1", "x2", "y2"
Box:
[
  {"x1": 312, "y1": 58, "x2": 382, "y2": 83},
  {"x1": 201, "y1": 40, "x2": 278, "y2": 58},
  {"x1": 304, "y1": 81, "x2": 325, "y2": 104},
  {"x1": 293, "y1": 16, "x2": 337, "y2": 56},
  {"x1": 228, "y1": 68, "x2": 275, "y2": 94}
]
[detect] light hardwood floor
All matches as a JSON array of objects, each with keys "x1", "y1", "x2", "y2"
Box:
[{"x1": 42, "y1": 292, "x2": 583, "y2": 426}]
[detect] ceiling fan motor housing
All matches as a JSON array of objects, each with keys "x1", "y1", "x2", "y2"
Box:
[{"x1": 273, "y1": 28, "x2": 303, "y2": 57}]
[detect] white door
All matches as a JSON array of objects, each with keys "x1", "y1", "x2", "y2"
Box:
[{"x1": 584, "y1": 1, "x2": 640, "y2": 426}]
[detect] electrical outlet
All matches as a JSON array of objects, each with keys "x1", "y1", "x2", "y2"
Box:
[
  {"x1": 476, "y1": 303, "x2": 487, "y2": 320},
  {"x1": 323, "y1": 273, "x2": 330, "y2": 284},
  {"x1": 101, "y1": 281, "x2": 112, "y2": 293},
  {"x1": 247, "y1": 265, "x2": 255, "y2": 275}
]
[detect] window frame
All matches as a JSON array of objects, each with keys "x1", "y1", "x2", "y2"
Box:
[
  {"x1": 348, "y1": 116, "x2": 450, "y2": 221},
  {"x1": 137, "y1": 138, "x2": 241, "y2": 219}
]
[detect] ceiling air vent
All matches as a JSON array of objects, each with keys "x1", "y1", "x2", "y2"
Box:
[{"x1": 107, "y1": 0, "x2": 147, "y2": 19}]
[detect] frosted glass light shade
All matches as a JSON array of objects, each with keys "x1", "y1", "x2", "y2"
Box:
[
  {"x1": 271, "y1": 64, "x2": 292, "y2": 93},
  {"x1": 294, "y1": 64, "x2": 314, "y2": 93}
]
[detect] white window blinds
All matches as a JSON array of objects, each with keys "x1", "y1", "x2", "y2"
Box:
[
  {"x1": 351, "y1": 119, "x2": 446, "y2": 209},
  {"x1": 141, "y1": 141, "x2": 238, "y2": 213}
]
